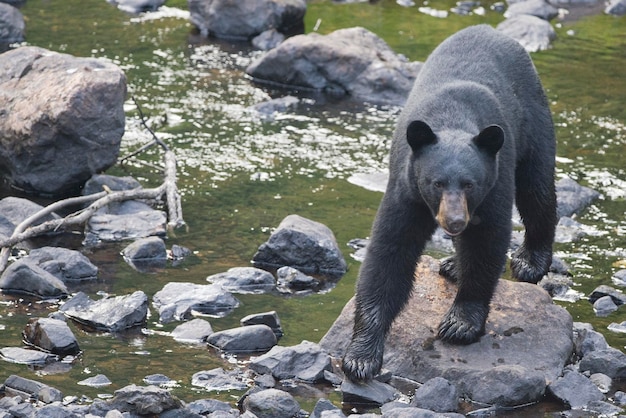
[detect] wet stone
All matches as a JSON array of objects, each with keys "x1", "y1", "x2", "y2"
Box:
[
  {"x1": 28, "y1": 247, "x2": 98, "y2": 282},
  {"x1": 240, "y1": 310, "x2": 283, "y2": 339},
  {"x1": 122, "y1": 236, "x2": 167, "y2": 272},
  {"x1": 171, "y1": 318, "x2": 214, "y2": 343},
  {"x1": 249, "y1": 340, "x2": 332, "y2": 382},
  {"x1": 106, "y1": 384, "x2": 182, "y2": 415},
  {"x1": 579, "y1": 348, "x2": 626, "y2": 379},
  {"x1": 0, "y1": 259, "x2": 69, "y2": 299},
  {"x1": 187, "y1": 398, "x2": 238, "y2": 416},
  {"x1": 191, "y1": 368, "x2": 248, "y2": 391},
  {"x1": 143, "y1": 374, "x2": 176, "y2": 387},
  {"x1": 547, "y1": 369, "x2": 604, "y2": 409},
  {"x1": 276, "y1": 266, "x2": 320, "y2": 292},
  {"x1": 206, "y1": 267, "x2": 276, "y2": 294},
  {"x1": 3, "y1": 375, "x2": 63, "y2": 403},
  {"x1": 242, "y1": 388, "x2": 301, "y2": 418},
  {"x1": 410, "y1": 377, "x2": 459, "y2": 412},
  {"x1": 612, "y1": 269, "x2": 626, "y2": 287},
  {"x1": 22, "y1": 317, "x2": 80, "y2": 356},
  {"x1": 554, "y1": 176, "x2": 601, "y2": 219},
  {"x1": 60, "y1": 291, "x2": 148, "y2": 332},
  {"x1": 207, "y1": 324, "x2": 277, "y2": 353},
  {"x1": 0, "y1": 347, "x2": 57, "y2": 365},
  {"x1": 341, "y1": 378, "x2": 398, "y2": 407},
  {"x1": 152, "y1": 282, "x2": 240, "y2": 323},
  {"x1": 311, "y1": 398, "x2": 344, "y2": 418}
]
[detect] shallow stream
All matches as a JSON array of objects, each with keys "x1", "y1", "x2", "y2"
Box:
[{"x1": 1, "y1": 0, "x2": 625, "y2": 414}]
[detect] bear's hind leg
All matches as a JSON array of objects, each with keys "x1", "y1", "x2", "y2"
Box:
[{"x1": 511, "y1": 157, "x2": 557, "y2": 283}]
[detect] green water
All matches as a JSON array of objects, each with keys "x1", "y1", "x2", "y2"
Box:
[{"x1": 1, "y1": 0, "x2": 625, "y2": 413}]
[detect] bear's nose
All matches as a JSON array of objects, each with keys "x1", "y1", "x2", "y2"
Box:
[{"x1": 443, "y1": 217, "x2": 467, "y2": 236}]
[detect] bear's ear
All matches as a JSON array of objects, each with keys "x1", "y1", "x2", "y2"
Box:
[
  {"x1": 473, "y1": 125, "x2": 504, "y2": 157},
  {"x1": 407, "y1": 120, "x2": 437, "y2": 154}
]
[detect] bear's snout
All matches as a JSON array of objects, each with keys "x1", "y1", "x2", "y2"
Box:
[{"x1": 436, "y1": 191, "x2": 470, "y2": 236}]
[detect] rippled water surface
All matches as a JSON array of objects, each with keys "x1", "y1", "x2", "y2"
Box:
[{"x1": 1, "y1": 0, "x2": 625, "y2": 413}]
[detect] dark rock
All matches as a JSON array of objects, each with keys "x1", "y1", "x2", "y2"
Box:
[
  {"x1": 340, "y1": 378, "x2": 398, "y2": 406},
  {"x1": 60, "y1": 291, "x2": 148, "y2": 331},
  {"x1": 3, "y1": 375, "x2": 63, "y2": 403},
  {"x1": 77, "y1": 374, "x2": 112, "y2": 387},
  {"x1": 410, "y1": 377, "x2": 459, "y2": 412},
  {"x1": 310, "y1": 398, "x2": 345, "y2": 418},
  {"x1": 593, "y1": 295, "x2": 618, "y2": 317},
  {"x1": 82, "y1": 174, "x2": 142, "y2": 196},
  {"x1": 122, "y1": 236, "x2": 167, "y2": 271},
  {"x1": 277, "y1": 266, "x2": 320, "y2": 292},
  {"x1": 252, "y1": 214, "x2": 347, "y2": 276},
  {"x1": 191, "y1": 368, "x2": 249, "y2": 391},
  {"x1": 242, "y1": 388, "x2": 301, "y2": 418},
  {"x1": 0, "y1": 260, "x2": 69, "y2": 299},
  {"x1": 504, "y1": 0, "x2": 558, "y2": 19},
  {"x1": 0, "y1": 347, "x2": 57, "y2": 365},
  {"x1": 170, "y1": 244, "x2": 192, "y2": 261},
  {"x1": 252, "y1": 28, "x2": 286, "y2": 50},
  {"x1": 246, "y1": 27, "x2": 422, "y2": 106},
  {"x1": 320, "y1": 256, "x2": 573, "y2": 405},
  {"x1": 323, "y1": 370, "x2": 342, "y2": 385},
  {"x1": 0, "y1": 47, "x2": 126, "y2": 196},
  {"x1": 152, "y1": 282, "x2": 240, "y2": 323},
  {"x1": 496, "y1": 14, "x2": 556, "y2": 52},
  {"x1": 605, "y1": 0, "x2": 626, "y2": 15},
  {"x1": 187, "y1": 398, "x2": 238, "y2": 416},
  {"x1": 84, "y1": 201, "x2": 167, "y2": 244},
  {"x1": 588, "y1": 284, "x2": 626, "y2": 305},
  {"x1": 612, "y1": 269, "x2": 626, "y2": 287},
  {"x1": 579, "y1": 348, "x2": 626, "y2": 379},
  {"x1": 240, "y1": 310, "x2": 283, "y2": 338},
  {"x1": 106, "y1": 384, "x2": 182, "y2": 415},
  {"x1": 0, "y1": 3, "x2": 24, "y2": 52},
  {"x1": 22, "y1": 317, "x2": 80, "y2": 356},
  {"x1": 555, "y1": 177, "x2": 601, "y2": 218},
  {"x1": 547, "y1": 369, "x2": 604, "y2": 408},
  {"x1": 206, "y1": 267, "x2": 276, "y2": 294},
  {"x1": 28, "y1": 247, "x2": 98, "y2": 282},
  {"x1": 108, "y1": 0, "x2": 166, "y2": 13},
  {"x1": 171, "y1": 318, "x2": 214, "y2": 343},
  {"x1": 573, "y1": 322, "x2": 609, "y2": 358},
  {"x1": 249, "y1": 340, "x2": 332, "y2": 382},
  {"x1": 188, "y1": 0, "x2": 306, "y2": 40},
  {"x1": 207, "y1": 324, "x2": 277, "y2": 353},
  {"x1": 0, "y1": 197, "x2": 60, "y2": 241}
]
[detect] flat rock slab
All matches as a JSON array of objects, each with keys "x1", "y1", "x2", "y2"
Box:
[
  {"x1": 320, "y1": 256, "x2": 573, "y2": 401},
  {"x1": 60, "y1": 291, "x2": 148, "y2": 332}
]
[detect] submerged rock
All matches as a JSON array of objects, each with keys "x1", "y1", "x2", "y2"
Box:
[
  {"x1": 0, "y1": 260, "x2": 69, "y2": 299},
  {"x1": 252, "y1": 214, "x2": 347, "y2": 277},
  {"x1": 249, "y1": 340, "x2": 332, "y2": 382},
  {"x1": 171, "y1": 318, "x2": 214, "y2": 343},
  {"x1": 60, "y1": 291, "x2": 148, "y2": 331},
  {"x1": 152, "y1": 282, "x2": 240, "y2": 323},
  {"x1": 122, "y1": 236, "x2": 167, "y2": 272},
  {"x1": 191, "y1": 368, "x2": 249, "y2": 391},
  {"x1": 0, "y1": 46, "x2": 126, "y2": 196},
  {"x1": 206, "y1": 267, "x2": 276, "y2": 294},
  {"x1": 207, "y1": 324, "x2": 277, "y2": 353},
  {"x1": 28, "y1": 247, "x2": 98, "y2": 282},
  {"x1": 320, "y1": 256, "x2": 573, "y2": 406},
  {"x1": 22, "y1": 317, "x2": 80, "y2": 356}
]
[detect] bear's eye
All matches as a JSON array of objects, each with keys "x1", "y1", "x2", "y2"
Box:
[
  {"x1": 463, "y1": 182, "x2": 474, "y2": 190},
  {"x1": 434, "y1": 181, "x2": 444, "y2": 189}
]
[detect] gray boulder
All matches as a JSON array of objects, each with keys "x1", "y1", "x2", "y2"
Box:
[
  {"x1": 60, "y1": 291, "x2": 148, "y2": 331},
  {"x1": 579, "y1": 348, "x2": 626, "y2": 379},
  {"x1": 206, "y1": 267, "x2": 276, "y2": 294},
  {"x1": 207, "y1": 324, "x2": 277, "y2": 353},
  {"x1": 606, "y1": 0, "x2": 626, "y2": 14},
  {"x1": 171, "y1": 318, "x2": 214, "y2": 343},
  {"x1": 0, "y1": 46, "x2": 126, "y2": 196},
  {"x1": 0, "y1": 3, "x2": 24, "y2": 52},
  {"x1": 3, "y1": 375, "x2": 63, "y2": 403},
  {"x1": 496, "y1": 14, "x2": 556, "y2": 52},
  {"x1": 122, "y1": 236, "x2": 167, "y2": 272},
  {"x1": 547, "y1": 369, "x2": 604, "y2": 408},
  {"x1": 188, "y1": 0, "x2": 306, "y2": 40},
  {"x1": 573, "y1": 322, "x2": 609, "y2": 358},
  {"x1": 105, "y1": 384, "x2": 182, "y2": 415},
  {"x1": 242, "y1": 388, "x2": 300, "y2": 418},
  {"x1": 0, "y1": 259, "x2": 69, "y2": 299},
  {"x1": 22, "y1": 317, "x2": 80, "y2": 356},
  {"x1": 85, "y1": 200, "x2": 167, "y2": 244},
  {"x1": 410, "y1": 377, "x2": 459, "y2": 412},
  {"x1": 340, "y1": 378, "x2": 398, "y2": 406},
  {"x1": 555, "y1": 176, "x2": 601, "y2": 218},
  {"x1": 276, "y1": 265, "x2": 320, "y2": 292},
  {"x1": 252, "y1": 214, "x2": 347, "y2": 276},
  {"x1": 320, "y1": 256, "x2": 573, "y2": 406},
  {"x1": 249, "y1": 340, "x2": 332, "y2": 382},
  {"x1": 246, "y1": 27, "x2": 423, "y2": 106},
  {"x1": 152, "y1": 282, "x2": 240, "y2": 323},
  {"x1": 0, "y1": 347, "x2": 57, "y2": 365},
  {"x1": 241, "y1": 310, "x2": 283, "y2": 338},
  {"x1": 504, "y1": 0, "x2": 559, "y2": 20},
  {"x1": 0, "y1": 197, "x2": 60, "y2": 242},
  {"x1": 28, "y1": 247, "x2": 98, "y2": 282}
]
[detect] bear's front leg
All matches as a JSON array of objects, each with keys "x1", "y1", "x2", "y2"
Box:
[
  {"x1": 342, "y1": 199, "x2": 435, "y2": 381},
  {"x1": 437, "y1": 223, "x2": 509, "y2": 344}
]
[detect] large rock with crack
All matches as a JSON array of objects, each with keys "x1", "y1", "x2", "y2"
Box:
[{"x1": 320, "y1": 255, "x2": 574, "y2": 406}]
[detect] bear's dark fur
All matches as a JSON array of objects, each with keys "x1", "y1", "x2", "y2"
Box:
[{"x1": 342, "y1": 25, "x2": 557, "y2": 382}]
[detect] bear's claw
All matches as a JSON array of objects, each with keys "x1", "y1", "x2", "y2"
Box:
[
  {"x1": 511, "y1": 246, "x2": 551, "y2": 283},
  {"x1": 438, "y1": 300, "x2": 488, "y2": 344},
  {"x1": 342, "y1": 343, "x2": 383, "y2": 382}
]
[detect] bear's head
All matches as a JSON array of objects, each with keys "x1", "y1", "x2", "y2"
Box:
[{"x1": 406, "y1": 120, "x2": 504, "y2": 236}]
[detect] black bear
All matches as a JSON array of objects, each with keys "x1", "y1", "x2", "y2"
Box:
[{"x1": 342, "y1": 25, "x2": 557, "y2": 382}]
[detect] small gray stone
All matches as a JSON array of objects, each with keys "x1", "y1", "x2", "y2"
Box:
[
  {"x1": 108, "y1": 384, "x2": 181, "y2": 415},
  {"x1": 78, "y1": 374, "x2": 112, "y2": 388},
  {"x1": 249, "y1": 340, "x2": 332, "y2": 382},
  {"x1": 573, "y1": 323, "x2": 609, "y2": 358},
  {"x1": 593, "y1": 295, "x2": 619, "y2": 317},
  {"x1": 143, "y1": 374, "x2": 176, "y2": 387},
  {"x1": 152, "y1": 282, "x2": 239, "y2": 323},
  {"x1": 207, "y1": 324, "x2": 277, "y2": 353},
  {"x1": 29, "y1": 247, "x2": 98, "y2": 282},
  {"x1": 240, "y1": 310, "x2": 283, "y2": 338},
  {"x1": 242, "y1": 388, "x2": 300, "y2": 418},
  {"x1": 23, "y1": 317, "x2": 80, "y2": 356},
  {"x1": 0, "y1": 260, "x2": 69, "y2": 299},
  {"x1": 0, "y1": 347, "x2": 57, "y2": 365},
  {"x1": 496, "y1": 14, "x2": 556, "y2": 52},
  {"x1": 171, "y1": 318, "x2": 214, "y2": 343},
  {"x1": 4, "y1": 375, "x2": 62, "y2": 403},
  {"x1": 276, "y1": 266, "x2": 320, "y2": 292},
  {"x1": 588, "y1": 285, "x2": 626, "y2": 305},
  {"x1": 555, "y1": 177, "x2": 601, "y2": 218},
  {"x1": 341, "y1": 378, "x2": 398, "y2": 406},
  {"x1": 612, "y1": 269, "x2": 626, "y2": 287},
  {"x1": 311, "y1": 398, "x2": 345, "y2": 418},
  {"x1": 191, "y1": 368, "x2": 248, "y2": 391},
  {"x1": 589, "y1": 373, "x2": 611, "y2": 393},
  {"x1": 206, "y1": 267, "x2": 275, "y2": 294},
  {"x1": 410, "y1": 377, "x2": 459, "y2": 412},
  {"x1": 122, "y1": 236, "x2": 167, "y2": 261},
  {"x1": 579, "y1": 348, "x2": 626, "y2": 379},
  {"x1": 547, "y1": 369, "x2": 604, "y2": 408}
]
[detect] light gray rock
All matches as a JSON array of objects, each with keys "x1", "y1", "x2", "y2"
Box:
[
  {"x1": 340, "y1": 378, "x2": 398, "y2": 406},
  {"x1": 249, "y1": 340, "x2": 332, "y2": 382},
  {"x1": 152, "y1": 282, "x2": 240, "y2": 323},
  {"x1": 555, "y1": 176, "x2": 601, "y2": 218},
  {"x1": 589, "y1": 373, "x2": 612, "y2": 393},
  {"x1": 206, "y1": 267, "x2": 276, "y2": 294},
  {"x1": 612, "y1": 269, "x2": 626, "y2": 287},
  {"x1": 188, "y1": 0, "x2": 306, "y2": 39},
  {"x1": 579, "y1": 348, "x2": 626, "y2": 379},
  {"x1": 242, "y1": 388, "x2": 300, "y2": 418},
  {"x1": 191, "y1": 368, "x2": 248, "y2": 391},
  {"x1": 246, "y1": 27, "x2": 423, "y2": 106},
  {"x1": 504, "y1": 0, "x2": 558, "y2": 20},
  {"x1": 241, "y1": 310, "x2": 283, "y2": 338},
  {"x1": 23, "y1": 317, "x2": 80, "y2": 356},
  {"x1": 593, "y1": 295, "x2": 618, "y2": 317},
  {"x1": 320, "y1": 256, "x2": 573, "y2": 406},
  {"x1": 252, "y1": 28, "x2": 286, "y2": 50},
  {"x1": 276, "y1": 266, "x2": 320, "y2": 292},
  {"x1": 496, "y1": 14, "x2": 556, "y2": 52},
  {"x1": 3, "y1": 375, "x2": 63, "y2": 403},
  {"x1": 0, "y1": 347, "x2": 57, "y2": 365},
  {"x1": 108, "y1": 0, "x2": 166, "y2": 13},
  {"x1": 573, "y1": 323, "x2": 609, "y2": 358},
  {"x1": 588, "y1": 284, "x2": 626, "y2": 305},
  {"x1": 77, "y1": 374, "x2": 112, "y2": 387},
  {"x1": 605, "y1": 0, "x2": 626, "y2": 14},
  {"x1": 0, "y1": 46, "x2": 126, "y2": 196},
  {"x1": 252, "y1": 214, "x2": 347, "y2": 276},
  {"x1": 207, "y1": 324, "x2": 277, "y2": 353},
  {"x1": 547, "y1": 369, "x2": 604, "y2": 408},
  {"x1": 171, "y1": 318, "x2": 214, "y2": 343},
  {"x1": 0, "y1": 3, "x2": 25, "y2": 51},
  {"x1": 84, "y1": 201, "x2": 167, "y2": 244},
  {"x1": 0, "y1": 259, "x2": 69, "y2": 299},
  {"x1": 28, "y1": 247, "x2": 98, "y2": 282},
  {"x1": 410, "y1": 377, "x2": 459, "y2": 412},
  {"x1": 60, "y1": 291, "x2": 148, "y2": 331}
]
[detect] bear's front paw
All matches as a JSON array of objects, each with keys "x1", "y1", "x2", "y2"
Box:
[
  {"x1": 439, "y1": 257, "x2": 459, "y2": 283},
  {"x1": 342, "y1": 341, "x2": 383, "y2": 382},
  {"x1": 511, "y1": 246, "x2": 551, "y2": 284},
  {"x1": 438, "y1": 301, "x2": 488, "y2": 344}
]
